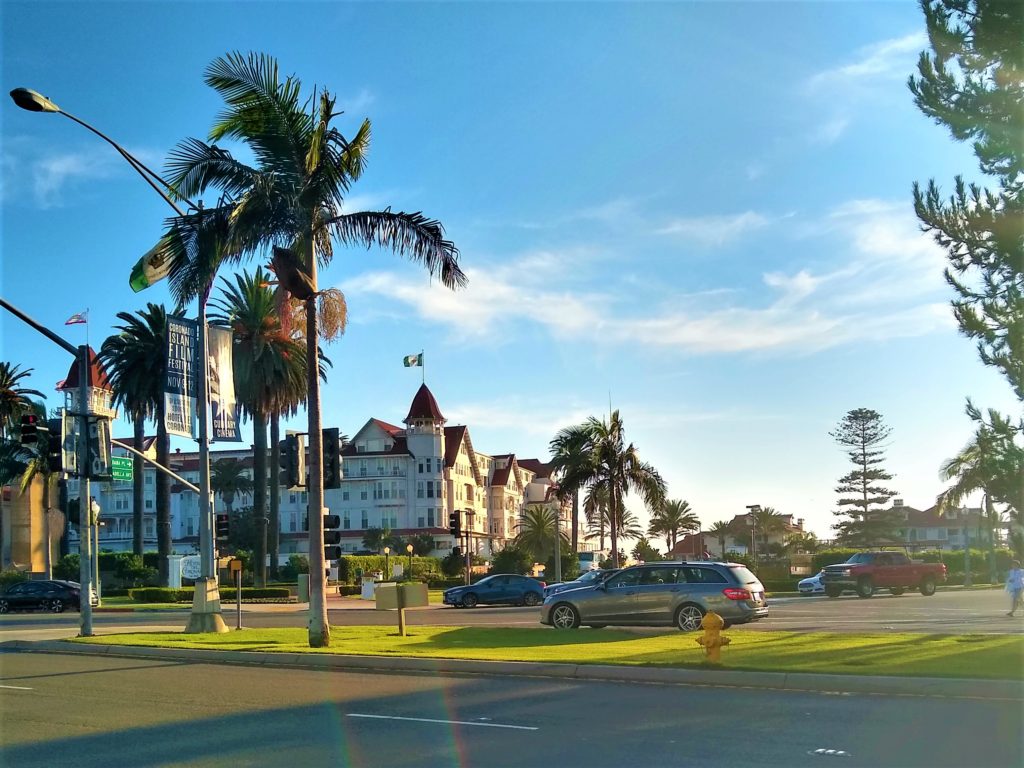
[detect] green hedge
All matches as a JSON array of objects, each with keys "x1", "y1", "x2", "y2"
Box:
[
  {"x1": 220, "y1": 587, "x2": 290, "y2": 600},
  {"x1": 336, "y1": 555, "x2": 441, "y2": 584},
  {"x1": 127, "y1": 586, "x2": 290, "y2": 603},
  {"x1": 761, "y1": 579, "x2": 802, "y2": 593},
  {"x1": 0, "y1": 569, "x2": 29, "y2": 590}
]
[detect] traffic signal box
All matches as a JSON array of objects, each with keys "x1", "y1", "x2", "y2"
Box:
[
  {"x1": 448, "y1": 511, "x2": 461, "y2": 538},
  {"x1": 279, "y1": 433, "x2": 305, "y2": 489},
  {"x1": 322, "y1": 428, "x2": 341, "y2": 489},
  {"x1": 324, "y1": 514, "x2": 342, "y2": 561},
  {"x1": 215, "y1": 513, "x2": 230, "y2": 545},
  {"x1": 19, "y1": 413, "x2": 41, "y2": 445}
]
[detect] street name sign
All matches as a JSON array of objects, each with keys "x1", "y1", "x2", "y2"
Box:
[{"x1": 111, "y1": 456, "x2": 133, "y2": 481}]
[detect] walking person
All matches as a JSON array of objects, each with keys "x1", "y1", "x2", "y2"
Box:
[{"x1": 1006, "y1": 560, "x2": 1024, "y2": 617}]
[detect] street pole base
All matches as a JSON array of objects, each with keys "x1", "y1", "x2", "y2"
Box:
[{"x1": 184, "y1": 577, "x2": 229, "y2": 634}]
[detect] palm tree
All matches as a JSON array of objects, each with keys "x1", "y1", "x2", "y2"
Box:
[
  {"x1": 648, "y1": 499, "x2": 700, "y2": 552},
  {"x1": 98, "y1": 304, "x2": 171, "y2": 583},
  {"x1": 554, "y1": 411, "x2": 665, "y2": 567},
  {"x1": 210, "y1": 458, "x2": 254, "y2": 515},
  {"x1": 515, "y1": 504, "x2": 566, "y2": 561},
  {"x1": 210, "y1": 267, "x2": 307, "y2": 586},
  {"x1": 750, "y1": 506, "x2": 787, "y2": 557},
  {"x1": 0, "y1": 362, "x2": 45, "y2": 438},
  {"x1": 408, "y1": 532, "x2": 436, "y2": 557},
  {"x1": 549, "y1": 428, "x2": 595, "y2": 553},
  {"x1": 163, "y1": 52, "x2": 464, "y2": 648},
  {"x1": 582, "y1": 483, "x2": 609, "y2": 551},
  {"x1": 0, "y1": 439, "x2": 29, "y2": 487},
  {"x1": 362, "y1": 526, "x2": 391, "y2": 555},
  {"x1": 707, "y1": 521, "x2": 731, "y2": 558},
  {"x1": 784, "y1": 531, "x2": 820, "y2": 554},
  {"x1": 16, "y1": 401, "x2": 56, "y2": 577}
]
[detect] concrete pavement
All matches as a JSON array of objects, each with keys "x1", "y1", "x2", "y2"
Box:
[{"x1": 1, "y1": 651, "x2": 1020, "y2": 768}]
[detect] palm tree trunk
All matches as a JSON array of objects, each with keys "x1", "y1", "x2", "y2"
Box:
[
  {"x1": 305, "y1": 240, "x2": 329, "y2": 648},
  {"x1": 156, "y1": 412, "x2": 171, "y2": 587},
  {"x1": 609, "y1": 483, "x2": 620, "y2": 568},
  {"x1": 269, "y1": 416, "x2": 281, "y2": 581},
  {"x1": 571, "y1": 490, "x2": 579, "y2": 553},
  {"x1": 252, "y1": 410, "x2": 268, "y2": 588},
  {"x1": 132, "y1": 415, "x2": 145, "y2": 556}
]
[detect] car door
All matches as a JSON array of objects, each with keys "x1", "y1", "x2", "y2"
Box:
[
  {"x1": 3, "y1": 583, "x2": 29, "y2": 610},
  {"x1": 872, "y1": 553, "x2": 894, "y2": 587},
  {"x1": 588, "y1": 568, "x2": 642, "y2": 623},
  {"x1": 16, "y1": 582, "x2": 44, "y2": 611},
  {"x1": 479, "y1": 576, "x2": 508, "y2": 604},
  {"x1": 633, "y1": 566, "x2": 681, "y2": 624}
]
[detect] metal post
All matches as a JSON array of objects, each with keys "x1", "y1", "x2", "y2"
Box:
[
  {"x1": 236, "y1": 566, "x2": 242, "y2": 630},
  {"x1": 92, "y1": 509, "x2": 101, "y2": 605},
  {"x1": 76, "y1": 344, "x2": 93, "y2": 636}
]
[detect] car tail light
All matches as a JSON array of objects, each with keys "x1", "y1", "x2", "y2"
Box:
[
  {"x1": 722, "y1": 588, "x2": 752, "y2": 601},
  {"x1": 538, "y1": 581, "x2": 546, "y2": 588}
]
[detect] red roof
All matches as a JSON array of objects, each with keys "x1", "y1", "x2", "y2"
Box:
[
  {"x1": 58, "y1": 346, "x2": 112, "y2": 391},
  {"x1": 372, "y1": 418, "x2": 404, "y2": 437},
  {"x1": 491, "y1": 455, "x2": 516, "y2": 487},
  {"x1": 404, "y1": 384, "x2": 445, "y2": 423},
  {"x1": 443, "y1": 425, "x2": 467, "y2": 468},
  {"x1": 517, "y1": 458, "x2": 552, "y2": 479}
]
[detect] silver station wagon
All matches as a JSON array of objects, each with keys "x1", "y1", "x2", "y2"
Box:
[{"x1": 540, "y1": 561, "x2": 768, "y2": 631}]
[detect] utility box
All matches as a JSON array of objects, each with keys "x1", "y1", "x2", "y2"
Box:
[
  {"x1": 375, "y1": 582, "x2": 429, "y2": 610},
  {"x1": 297, "y1": 574, "x2": 310, "y2": 602}
]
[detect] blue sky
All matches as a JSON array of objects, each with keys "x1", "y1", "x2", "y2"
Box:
[{"x1": 1, "y1": 2, "x2": 1013, "y2": 539}]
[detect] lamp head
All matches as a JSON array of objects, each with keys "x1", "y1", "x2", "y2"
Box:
[
  {"x1": 383, "y1": 546, "x2": 390, "y2": 555},
  {"x1": 10, "y1": 88, "x2": 60, "y2": 113},
  {"x1": 406, "y1": 544, "x2": 413, "y2": 553}
]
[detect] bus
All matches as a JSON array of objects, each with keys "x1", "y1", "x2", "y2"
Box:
[{"x1": 577, "y1": 551, "x2": 608, "y2": 571}]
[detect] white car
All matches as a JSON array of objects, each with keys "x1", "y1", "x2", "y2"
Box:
[{"x1": 798, "y1": 570, "x2": 825, "y2": 595}]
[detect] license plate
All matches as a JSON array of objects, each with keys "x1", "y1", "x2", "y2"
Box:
[{"x1": 752, "y1": 592, "x2": 763, "y2": 602}]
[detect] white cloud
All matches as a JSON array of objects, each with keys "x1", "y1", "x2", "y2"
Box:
[
  {"x1": 810, "y1": 116, "x2": 850, "y2": 145},
  {"x1": 656, "y1": 211, "x2": 769, "y2": 246},
  {"x1": 808, "y1": 32, "x2": 926, "y2": 90}
]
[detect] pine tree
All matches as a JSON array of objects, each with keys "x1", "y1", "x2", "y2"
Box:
[{"x1": 831, "y1": 409, "x2": 901, "y2": 546}]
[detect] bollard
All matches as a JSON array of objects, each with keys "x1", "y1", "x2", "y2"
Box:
[{"x1": 695, "y1": 610, "x2": 731, "y2": 663}]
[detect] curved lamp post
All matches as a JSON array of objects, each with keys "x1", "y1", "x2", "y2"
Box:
[{"x1": 10, "y1": 87, "x2": 226, "y2": 633}]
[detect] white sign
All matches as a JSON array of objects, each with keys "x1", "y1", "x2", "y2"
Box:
[
  {"x1": 208, "y1": 325, "x2": 241, "y2": 442},
  {"x1": 180, "y1": 556, "x2": 201, "y2": 580}
]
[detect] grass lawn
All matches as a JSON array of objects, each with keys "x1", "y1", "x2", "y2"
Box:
[
  {"x1": 71, "y1": 625, "x2": 1024, "y2": 680},
  {"x1": 98, "y1": 596, "x2": 190, "y2": 611},
  {"x1": 341, "y1": 590, "x2": 447, "y2": 604}
]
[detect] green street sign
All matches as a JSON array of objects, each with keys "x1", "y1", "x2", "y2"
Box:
[{"x1": 111, "y1": 456, "x2": 133, "y2": 482}]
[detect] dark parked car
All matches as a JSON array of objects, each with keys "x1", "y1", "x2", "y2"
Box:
[
  {"x1": 0, "y1": 580, "x2": 95, "y2": 613},
  {"x1": 540, "y1": 561, "x2": 768, "y2": 631},
  {"x1": 444, "y1": 574, "x2": 546, "y2": 608}
]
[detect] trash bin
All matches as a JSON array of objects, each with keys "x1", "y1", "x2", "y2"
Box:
[
  {"x1": 297, "y1": 574, "x2": 310, "y2": 603},
  {"x1": 360, "y1": 576, "x2": 376, "y2": 600}
]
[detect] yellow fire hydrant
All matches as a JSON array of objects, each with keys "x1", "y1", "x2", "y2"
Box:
[{"x1": 696, "y1": 610, "x2": 730, "y2": 663}]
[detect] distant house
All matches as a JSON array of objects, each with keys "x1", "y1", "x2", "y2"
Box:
[{"x1": 891, "y1": 499, "x2": 995, "y2": 551}]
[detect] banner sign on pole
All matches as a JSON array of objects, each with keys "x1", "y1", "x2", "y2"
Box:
[
  {"x1": 208, "y1": 325, "x2": 242, "y2": 442},
  {"x1": 165, "y1": 316, "x2": 199, "y2": 438}
]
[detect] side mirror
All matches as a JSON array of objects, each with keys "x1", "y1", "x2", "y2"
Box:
[{"x1": 596, "y1": 581, "x2": 608, "y2": 591}]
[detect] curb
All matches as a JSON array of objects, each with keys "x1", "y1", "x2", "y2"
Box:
[{"x1": 3, "y1": 639, "x2": 1020, "y2": 701}]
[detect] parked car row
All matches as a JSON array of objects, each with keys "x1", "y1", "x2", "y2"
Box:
[{"x1": 0, "y1": 580, "x2": 99, "y2": 614}]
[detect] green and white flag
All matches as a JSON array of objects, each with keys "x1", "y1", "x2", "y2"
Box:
[
  {"x1": 403, "y1": 353, "x2": 423, "y2": 367},
  {"x1": 129, "y1": 243, "x2": 172, "y2": 293}
]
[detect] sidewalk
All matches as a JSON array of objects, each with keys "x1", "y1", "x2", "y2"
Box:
[{"x1": 5, "y1": 638, "x2": 1020, "y2": 701}]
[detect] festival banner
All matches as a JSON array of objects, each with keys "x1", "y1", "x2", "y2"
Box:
[{"x1": 165, "y1": 316, "x2": 199, "y2": 438}]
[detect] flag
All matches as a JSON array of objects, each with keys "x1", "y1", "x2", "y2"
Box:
[
  {"x1": 65, "y1": 312, "x2": 88, "y2": 325},
  {"x1": 129, "y1": 243, "x2": 172, "y2": 293},
  {"x1": 403, "y1": 353, "x2": 423, "y2": 367}
]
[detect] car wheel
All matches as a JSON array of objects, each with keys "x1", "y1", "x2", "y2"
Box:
[
  {"x1": 889, "y1": 586, "x2": 905, "y2": 596},
  {"x1": 919, "y1": 577, "x2": 937, "y2": 597},
  {"x1": 675, "y1": 603, "x2": 705, "y2": 632},
  {"x1": 49, "y1": 599, "x2": 65, "y2": 613},
  {"x1": 461, "y1": 593, "x2": 478, "y2": 608},
  {"x1": 0, "y1": 599, "x2": 9, "y2": 614},
  {"x1": 550, "y1": 603, "x2": 580, "y2": 629},
  {"x1": 824, "y1": 586, "x2": 842, "y2": 598},
  {"x1": 523, "y1": 592, "x2": 541, "y2": 607},
  {"x1": 856, "y1": 577, "x2": 874, "y2": 598}
]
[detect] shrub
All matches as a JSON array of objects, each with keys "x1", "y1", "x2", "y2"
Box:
[
  {"x1": 278, "y1": 554, "x2": 309, "y2": 582},
  {"x1": 54, "y1": 554, "x2": 80, "y2": 581},
  {"x1": 336, "y1": 555, "x2": 441, "y2": 584},
  {"x1": 128, "y1": 587, "x2": 192, "y2": 603},
  {"x1": 427, "y1": 577, "x2": 465, "y2": 589},
  {"x1": 0, "y1": 569, "x2": 29, "y2": 590},
  {"x1": 220, "y1": 587, "x2": 290, "y2": 600},
  {"x1": 490, "y1": 546, "x2": 532, "y2": 576},
  {"x1": 544, "y1": 547, "x2": 579, "y2": 582},
  {"x1": 761, "y1": 579, "x2": 801, "y2": 593}
]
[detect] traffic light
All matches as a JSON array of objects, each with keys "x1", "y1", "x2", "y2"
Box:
[
  {"x1": 452, "y1": 546, "x2": 462, "y2": 559},
  {"x1": 279, "y1": 433, "x2": 305, "y2": 489},
  {"x1": 324, "y1": 513, "x2": 342, "y2": 561},
  {"x1": 322, "y1": 427, "x2": 341, "y2": 489},
  {"x1": 215, "y1": 513, "x2": 230, "y2": 545},
  {"x1": 448, "y1": 511, "x2": 461, "y2": 538},
  {"x1": 19, "y1": 413, "x2": 41, "y2": 445},
  {"x1": 46, "y1": 418, "x2": 63, "y2": 473}
]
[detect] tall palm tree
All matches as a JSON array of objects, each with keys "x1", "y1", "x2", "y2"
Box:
[
  {"x1": 210, "y1": 267, "x2": 307, "y2": 586},
  {"x1": 707, "y1": 520, "x2": 732, "y2": 558},
  {"x1": 0, "y1": 439, "x2": 29, "y2": 487},
  {"x1": 16, "y1": 401, "x2": 56, "y2": 577},
  {"x1": 210, "y1": 458, "x2": 254, "y2": 515},
  {"x1": 555, "y1": 411, "x2": 665, "y2": 567},
  {"x1": 750, "y1": 506, "x2": 787, "y2": 556},
  {"x1": 549, "y1": 428, "x2": 595, "y2": 553},
  {"x1": 98, "y1": 304, "x2": 171, "y2": 583},
  {"x1": 515, "y1": 504, "x2": 566, "y2": 561},
  {"x1": 163, "y1": 52, "x2": 464, "y2": 648},
  {"x1": 0, "y1": 362, "x2": 45, "y2": 438},
  {"x1": 582, "y1": 483, "x2": 609, "y2": 551},
  {"x1": 648, "y1": 499, "x2": 700, "y2": 552}
]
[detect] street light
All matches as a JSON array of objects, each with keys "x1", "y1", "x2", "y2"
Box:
[
  {"x1": 745, "y1": 504, "x2": 761, "y2": 562},
  {"x1": 383, "y1": 546, "x2": 390, "y2": 580},
  {"x1": 406, "y1": 543, "x2": 413, "y2": 576},
  {"x1": 10, "y1": 87, "x2": 225, "y2": 633}
]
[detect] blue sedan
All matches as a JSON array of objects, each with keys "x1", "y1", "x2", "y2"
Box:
[{"x1": 444, "y1": 574, "x2": 546, "y2": 608}]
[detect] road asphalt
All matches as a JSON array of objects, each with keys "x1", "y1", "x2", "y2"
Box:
[{"x1": 1, "y1": 651, "x2": 1020, "y2": 768}]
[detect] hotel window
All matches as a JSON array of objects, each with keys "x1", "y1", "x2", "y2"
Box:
[
  {"x1": 361, "y1": 510, "x2": 369, "y2": 528},
  {"x1": 418, "y1": 515, "x2": 425, "y2": 528},
  {"x1": 427, "y1": 508, "x2": 435, "y2": 527},
  {"x1": 417, "y1": 481, "x2": 425, "y2": 499},
  {"x1": 145, "y1": 500, "x2": 153, "y2": 510},
  {"x1": 418, "y1": 460, "x2": 424, "y2": 474},
  {"x1": 342, "y1": 491, "x2": 349, "y2": 501},
  {"x1": 343, "y1": 512, "x2": 350, "y2": 530},
  {"x1": 360, "y1": 486, "x2": 368, "y2": 500},
  {"x1": 426, "y1": 481, "x2": 434, "y2": 499}
]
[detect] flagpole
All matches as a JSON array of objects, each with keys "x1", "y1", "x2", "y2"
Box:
[{"x1": 421, "y1": 349, "x2": 425, "y2": 385}]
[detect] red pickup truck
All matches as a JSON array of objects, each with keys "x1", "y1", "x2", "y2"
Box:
[{"x1": 820, "y1": 551, "x2": 947, "y2": 598}]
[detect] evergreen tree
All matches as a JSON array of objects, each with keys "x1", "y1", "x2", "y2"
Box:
[{"x1": 831, "y1": 409, "x2": 901, "y2": 546}]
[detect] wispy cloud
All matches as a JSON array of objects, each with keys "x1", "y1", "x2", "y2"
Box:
[
  {"x1": 807, "y1": 32, "x2": 926, "y2": 90},
  {"x1": 341, "y1": 88, "x2": 375, "y2": 116},
  {"x1": 341, "y1": 197, "x2": 952, "y2": 357},
  {"x1": 810, "y1": 116, "x2": 850, "y2": 145},
  {"x1": 656, "y1": 211, "x2": 769, "y2": 246}
]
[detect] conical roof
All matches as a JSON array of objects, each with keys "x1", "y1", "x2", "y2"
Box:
[
  {"x1": 58, "y1": 346, "x2": 112, "y2": 391},
  {"x1": 404, "y1": 383, "x2": 445, "y2": 423}
]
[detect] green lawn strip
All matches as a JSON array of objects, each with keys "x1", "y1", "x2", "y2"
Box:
[
  {"x1": 70, "y1": 626, "x2": 1023, "y2": 681},
  {"x1": 340, "y1": 590, "x2": 446, "y2": 604}
]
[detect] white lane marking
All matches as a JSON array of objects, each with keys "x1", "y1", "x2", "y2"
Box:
[
  {"x1": 346, "y1": 713, "x2": 537, "y2": 731},
  {"x1": 0, "y1": 684, "x2": 33, "y2": 690},
  {"x1": 810, "y1": 748, "x2": 851, "y2": 757}
]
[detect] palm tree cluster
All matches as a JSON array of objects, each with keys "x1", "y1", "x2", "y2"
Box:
[
  {"x1": 647, "y1": 499, "x2": 700, "y2": 553},
  {"x1": 549, "y1": 411, "x2": 667, "y2": 567}
]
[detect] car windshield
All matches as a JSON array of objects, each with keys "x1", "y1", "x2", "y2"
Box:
[{"x1": 846, "y1": 553, "x2": 875, "y2": 564}]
